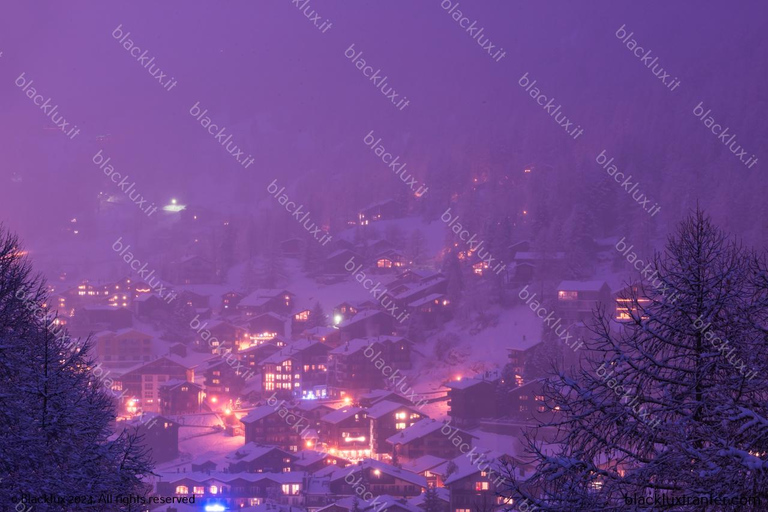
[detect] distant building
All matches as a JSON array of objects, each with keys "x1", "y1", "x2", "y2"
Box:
[
  {"x1": 117, "y1": 356, "x2": 194, "y2": 413},
  {"x1": 92, "y1": 328, "x2": 152, "y2": 368},
  {"x1": 119, "y1": 414, "x2": 179, "y2": 464},
  {"x1": 166, "y1": 255, "x2": 219, "y2": 284},
  {"x1": 238, "y1": 289, "x2": 295, "y2": 316},
  {"x1": 555, "y1": 280, "x2": 612, "y2": 323},
  {"x1": 240, "y1": 405, "x2": 305, "y2": 452},
  {"x1": 226, "y1": 443, "x2": 296, "y2": 473},
  {"x1": 367, "y1": 400, "x2": 426, "y2": 455},
  {"x1": 319, "y1": 407, "x2": 370, "y2": 460},
  {"x1": 446, "y1": 377, "x2": 499, "y2": 428},
  {"x1": 158, "y1": 379, "x2": 203, "y2": 415},
  {"x1": 386, "y1": 419, "x2": 476, "y2": 462}
]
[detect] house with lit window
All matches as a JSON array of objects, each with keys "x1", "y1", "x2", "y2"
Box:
[
  {"x1": 225, "y1": 443, "x2": 297, "y2": 473},
  {"x1": 319, "y1": 407, "x2": 370, "y2": 460},
  {"x1": 555, "y1": 280, "x2": 612, "y2": 323},
  {"x1": 119, "y1": 413, "x2": 179, "y2": 463},
  {"x1": 380, "y1": 272, "x2": 447, "y2": 316},
  {"x1": 116, "y1": 356, "x2": 193, "y2": 413},
  {"x1": 158, "y1": 379, "x2": 203, "y2": 415},
  {"x1": 441, "y1": 451, "x2": 525, "y2": 512},
  {"x1": 401, "y1": 455, "x2": 448, "y2": 489},
  {"x1": 240, "y1": 405, "x2": 305, "y2": 452},
  {"x1": 446, "y1": 377, "x2": 500, "y2": 428},
  {"x1": 359, "y1": 390, "x2": 415, "y2": 408},
  {"x1": 374, "y1": 249, "x2": 409, "y2": 273},
  {"x1": 155, "y1": 471, "x2": 306, "y2": 509},
  {"x1": 292, "y1": 449, "x2": 351, "y2": 473},
  {"x1": 262, "y1": 351, "x2": 300, "y2": 398},
  {"x1": 337, "y1": 310, "x2": 396, "y2": 343},
  {"x1": 237, "y1": 289, "x2": 295, "y2": 316},
  {"x1": 327, "y1": 339, "x2": 386, "y2": 393},
  {"x1": 386, "y1": 419, "x2": 476, "y2": 462},
  {"x1": 92, "y1": 328, "x2": 152, "y2": 368},
  {"x1": 166, "y1": 254, "x2": 220, "y2": 285},
  {"x1": 238, "y1": 341, "x2": 283, "y2": 373},
  {"x1": 367, "y1": 400, "x2": 427, "y2": 455},
  {"x1": 498, "y1": 378, "x2": 553, "y2": 422},
  {"x1": 193, "y1": 319, "x2": 248, "y2": 353},
  {"x1": 335, "y1": 458, "x2": 426, "y2": 498},
  {"x1": 245, "y1": 312, "x2": 290, "y2": 339},
  {"x1": 221, "y1": 290, "x2": 245, "y2": 313},
  {"x1": 613, "y1": 284, "x2": 651, "y2": 322},
  {"x1": 201, "y1": 357, "x2": 250, "y2": 404},
  {"x1": 356, "y1": 199, "x2": 405, "y2": 225}
]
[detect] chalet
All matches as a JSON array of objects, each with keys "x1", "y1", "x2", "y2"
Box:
[
  {"x1": 178, "y1": 289, "x2": 211, "y2": 309},
  {"x1": 446, "y1": 377, "x2": 499, "y2": 428},
  {"x1": 120, "y1": 413, "x2": 179, "y2": 464},
  {"x1": 222, "y1": 290, "x2": 245, "y2": 312},
  {"x1": 155, "y1": 471, "x2": 306, "y2": 508},
  {"x1": 158, "y1": 379, "x2": 203, "y2": 415},
  {"x1": 325, "y1": 248, "x2": 363, "y2": 275},
  {"x1": 337, "y1": 458, "x2": 426, "y2": 498},
  {"x1": 193, "y1": 319, "x2": 248, "y2": 352},
  {"x1": 133, "y1": 293, "x2": 173, "y2": 319},
  {"x1": 293, "y1": 449, "x2": 349, "y2": 474},
  {"x1": 338, "y1": 310, "x2": 395, "y2": 343},
  {"x1": 441, "y1": 450, "x2": 523, "y2": 512},
  {"x1": 92, "y1": 328, "x2": 152, "y2": 368},
  {"x1": 238, "y1": 289, "x2": 295, "y2": 316},
  {"x1": 328, "y1": 339, "x2": 386, "y2": 392},
  {"x1": 357, "y1": 199, "x2": 405, "y2": 225},
  {"x1": 240, "y1": 405, "x2": 305, "y2": 452},
  {"x1": 367, "y1": 400, "x2": 427, "y2": 455},
  {"x1": 407, "y1": 293, "x2": 451, "y2": 329},
  {"x1": 75, "y1": 305, "x2": 132, "y2": 332},
  {"x1": 201, "y1": 357, "x2": 247, "y2": 404},
  {"x1": 373, "y1": 249, "x2": 408, "y2": 273},
  {"x1": 293, "y1": 402, "x2": 336, "y2": 431},
  {"x1": 226, "y1": 443, "x2": 296, "y2": 473},
  {"x1": 332, "y1": 301, "x2": 361, "y2": 325},
  {"x1": 505, "y1": 261, "x2": 535, "y2": 285},
  {"x1": 239, "y1": 340, "x2": 283, "y2": 374},
  {"x1": 386, "y1": 419, "x2": 476, "y2": 462},
  {"x1": 301, "y1": 325, "x2": 341, "y2": 348},
  {"x1": 381, "y1": 273, "x2": 447, "y2": 315},
  {"x1": 513, "y1": 251, "x2": 566, "y2": 282},
  {"x1": 402, "y1": 455, "x2": 448, "y2": 488},
  {"x1": 117, "y1": 356, "x2": 194, "y2": 413},
  {"x1": 359, "y1": 390, "x2": 414, "y2": 409},
  {"x1": 555, "y1": 280, "x2": 612, "y2": 323},
  {"x1": 246, "y1": 312, "x2": 290, "y2": 338},
  {"x1": 498, "y1": 378, "x2": 553, "y2": 422},
  {"x1": 319, "y1": 407, "x2": 370, "y2": 460},
  {"x1": 261, "y1": 340, "x2": 331, "y2": 398},
  {"x1": 613, "y1": 284, "x2": 651, "y2": 322},
  {"x1": 167, "y1": 255, "x2": 219, "y2": 285}
]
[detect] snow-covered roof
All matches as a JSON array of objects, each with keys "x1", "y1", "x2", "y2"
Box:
[
  {"x1": 366, "y1": 400, "x2": 418, "y2": 420},
  {"x1": 226, "y1": 442, "x2": 290, "y2": 463},
  {"x1": 401, "y1": 455, "x2": 448, "y2": 474},
  {"x1": 239, "y1": 405, "x2": 280, "y2": 424},
  {"x1": 320, "y1": 406, "x2": 364, "y2": 425},
  {"x1": 445, "y1": 377, "x2": 496, "y2": 391},
  {"x1": 386, "y1": 418, "x2": 474, "y2": 445},
  {"x1": 346, "y1": 459, "x2": 427, "y2": 488},
  {"x1": 408, "y1": 293, "x2": 445, "y2": 308}
]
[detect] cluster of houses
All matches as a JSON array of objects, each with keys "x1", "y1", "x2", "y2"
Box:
[{"x1": 41, "y1": 207, "x2": 647, "y2": 512}]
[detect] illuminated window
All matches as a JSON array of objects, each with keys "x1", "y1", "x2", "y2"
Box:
[
  {"x1": 377, "y1": 259, "x2": 392, "y2": 268},
  {"x1": 210, "y1": 485, "x2": 218, "y2": 494},
  {"x1": 175, "y1": 486, "x2": 188, "y2": 494},
  {"x1": 282, "y1": 484, "x2": 300, "y2": 495},
  {"x1": 396, "y1": 423, "x2": 406, "y2": 430},
  {"x1": 193, "y1": 486, "x2": 204, "y2": 496},
  {"x1": 558, "y1": 291, "x2": 578, "y2": 300},
  {"x1": 395, "y1": 412, "x2": 406, "y2": 420},
  {"x1": 535, "y1": 395, "x2": 545, "y2": 401},
  {"x1": 475, "y1": 482, "x2": 489, "y2": 491}
]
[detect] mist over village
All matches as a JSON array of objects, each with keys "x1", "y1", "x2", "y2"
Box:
[{"x1": 1, "y1": 2, "x2": 768, "y2": 511}]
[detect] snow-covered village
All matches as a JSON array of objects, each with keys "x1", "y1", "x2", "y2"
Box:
[{"x1": 2, "y1": 2, "x2": 768, "y2": 511}]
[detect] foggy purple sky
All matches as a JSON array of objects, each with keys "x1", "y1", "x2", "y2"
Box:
[{"x1": 1, "y1": 1, "x2": 766, "y2": 259}]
